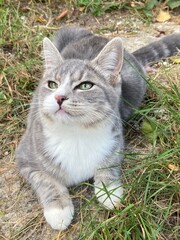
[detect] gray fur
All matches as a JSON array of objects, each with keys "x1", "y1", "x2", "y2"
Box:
[
  {"x1": 16, "y1": 26, "x2": 180, "y2": 230},
  {"x1": 133, "y1": 34, "x2": 180, "y2": 66}
]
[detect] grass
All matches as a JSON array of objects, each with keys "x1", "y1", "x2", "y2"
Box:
[
  {"x1": 0, "y1": 1, "x2": 180, "y2": 240},
  {"x1": 76, "y1": 0, "x2": 180, "y2": 20}
]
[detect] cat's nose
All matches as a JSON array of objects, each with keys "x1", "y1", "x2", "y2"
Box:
[{"x1": 55, "y1": 95, "x2": 67, "y2": 107}]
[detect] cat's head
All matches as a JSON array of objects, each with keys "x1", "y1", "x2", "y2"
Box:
[{"x1": 38, "y1": 36, "x2": 124, "y2": 127}]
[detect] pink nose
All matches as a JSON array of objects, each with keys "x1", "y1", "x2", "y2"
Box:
[{"x1": 55, "y1": 95, "x2": 67, "y2": 106}]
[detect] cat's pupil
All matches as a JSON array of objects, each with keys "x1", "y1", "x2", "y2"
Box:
[
  {"x1": 78, "y1": 82, "x2": 93, "y2": 90},
  {"x1": 48, "y1": 81, "x2": 58, "y2": 89}
]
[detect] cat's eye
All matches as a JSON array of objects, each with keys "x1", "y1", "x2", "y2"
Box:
[
  {"x1": 77, "y1": 82, "x2": 94, "y2": 90},
  {"x1": 47, "y1": 81, "x2": 58, "y2": 89}
]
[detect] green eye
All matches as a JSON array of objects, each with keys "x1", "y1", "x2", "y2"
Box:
[
  {"x1": 47, "y1": 81, "x2": 58, "y2": 89},
  {"x1": 78, "y1": 82, "x2": 93, "y2": 90}
]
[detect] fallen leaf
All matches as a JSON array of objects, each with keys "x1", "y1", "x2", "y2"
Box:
[
  {"x1": 156, "y1": 9, "x2": 171, "y2": 23},
  {"x1": 171, "y1": 57, "x2": 180, "y2": 64},
  {"x1": 36, "y1": 16, "x2": 47, "y2": 23},
  {"x1": 168, "y1": 164, "x2": 180, "y2": 172},
  {"x1": 79, "y1": 6, "x2": 85, "y2": 12},
  {"x1": 55, "y1": 9, "x2": 68, "y2": 21},
  {"x1": 141, "y1": 120, "x2": 154, "y2": 134},
  {"x1": 0, "y1": 167, "x2": 8, "y2": 173},
  {"x1": 130, "y1": 2, "x2": 135, "y2": 7},
  {"x1": 141, "y1": 118, "x2": 158, "y2": 143},
  {"x1": 0, "y1": 73, "x2": 4, "y2": 85}
]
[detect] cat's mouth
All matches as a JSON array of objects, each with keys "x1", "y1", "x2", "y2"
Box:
[
  {"x1": 55, "y1": 106, "x2": 85, "y2": 120},
  {"x1": 55, "y1": 107, "x2": 70, "y2": 115},
  {"x1": 55, "y1": 105, "x2": 79, "y2": 119}
]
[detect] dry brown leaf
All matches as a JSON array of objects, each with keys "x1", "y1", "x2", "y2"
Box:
[
  {"x1": 171, "y1": 57, "x2": 180, "y2": 64},
  {"x1": 55, "y1": 9, "x2": 68, "y2": 21},
  {"x1": 156, "y1": 9, "x2": 171, "y2": 23},
  {"x1": 79, "y1": 6, "x2": 85, "y2": 12},
  {"x1": 36, "y1": 16, "x2": 47, "y2": 23},
  {"x1": 0, "y1": 167, "x2": 8, "y2": 173},
  {"x1": 168, "y1": 164, "x2": 180, "y2": 172},
  {"x1": 0, "y1": 73, "x2": 4, "y2": 85}
]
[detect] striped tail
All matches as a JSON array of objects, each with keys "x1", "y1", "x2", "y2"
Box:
[{"x1": 133, "y1": 34, "x2": 180, "y2": 66}]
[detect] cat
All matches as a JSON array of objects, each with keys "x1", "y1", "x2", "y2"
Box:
[{"x1": 16, "y1": 26, "x2": 180, "y2": 230}]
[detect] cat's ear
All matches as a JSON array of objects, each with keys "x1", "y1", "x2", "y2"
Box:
[
  {"x1": 91, "y1": 38, "x2": 123, "y2": 84},
  {"x1": 43, "y1": 37, "x2": 63, "y2": 70}
]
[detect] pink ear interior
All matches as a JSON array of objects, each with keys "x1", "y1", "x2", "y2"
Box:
[
  {"x1": 43, "y1": 37, "x2": 63, "y2": 69},
  {"x1": 91, "y1": 37, "x2": 124, "y2": 84}
]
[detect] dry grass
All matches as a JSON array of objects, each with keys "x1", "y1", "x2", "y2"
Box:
[{"x1": 0, "y1": 1, "x2": 180, "y2": 239}]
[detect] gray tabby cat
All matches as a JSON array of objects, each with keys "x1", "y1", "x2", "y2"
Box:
[{"x1": 16, "y1": 26, "x2": 180, "y2": 230}]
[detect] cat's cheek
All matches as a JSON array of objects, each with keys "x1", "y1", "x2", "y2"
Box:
[
  {"x1": 43, "y1": 96, "x2": 59, "y2": 115},
  {"x1": 44, "y1": 204, "x2": 74, "y2": 230},
  {"x1": 95, "y1": 183, "x2": 123, "y2": 209}
]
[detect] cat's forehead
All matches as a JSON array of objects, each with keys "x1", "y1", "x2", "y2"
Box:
[{"x1": 56, "y1": 60, "x2": 91, "y2": 84}]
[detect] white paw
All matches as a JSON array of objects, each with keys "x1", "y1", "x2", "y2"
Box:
[
  {"x1": 95, "y1": 182, "x2": 123, "y2": 209},
  {"x1": 44, "y1": 204, "x2": 74, "y2": 230}
]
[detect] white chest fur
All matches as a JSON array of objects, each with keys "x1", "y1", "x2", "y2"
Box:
[{"x1": 44, "y1": 123, "x2": 116, "y2": 186}]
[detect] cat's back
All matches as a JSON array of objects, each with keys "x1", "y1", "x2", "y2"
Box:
[
  {"x1": 53, "y1": 26, "x2": 108, "y2": 60},
  {"x1": 53, "y1": 26, "x2": 93, "y2": 51}
]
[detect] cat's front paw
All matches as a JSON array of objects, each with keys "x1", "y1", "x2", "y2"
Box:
[
  {"x1": 44, "y1": 204, "x2": 74, "y2": 230},
  {"x1": 95, "y1": 182, "x2": 123, "y2": 209}
]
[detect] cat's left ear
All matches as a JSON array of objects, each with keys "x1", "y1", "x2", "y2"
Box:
[
  {"x1": 43, "y1": 37, "x2": 63, "y2": 70},
  {"x1": 91, "y1": 37, "x2": 124, "y2": 85}
]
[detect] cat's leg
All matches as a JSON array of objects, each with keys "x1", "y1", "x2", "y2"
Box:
[
  {"x1": 22, "y1": 169, "x2": 74, "y2": 230},
  {"x1": 94, "y1": 157, "x2": 123, "y2": 209}
]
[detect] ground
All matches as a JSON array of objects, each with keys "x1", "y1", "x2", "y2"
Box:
[{"x1": 0, "y1": 1, "x2": 180, "y2": 240}]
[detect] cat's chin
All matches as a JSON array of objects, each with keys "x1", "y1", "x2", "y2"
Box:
[
  {"x1": 42, "y1": 110, "x2": 72, "y2": 125},
  {"x1": 54, "y1": 108, "x2": 80, "y2": 124},
  {"x1": 54, "y1": 110, "x2": 72, "y2": 123},
  {"x1": 55, "y1": 108, "x2": 68, "y2": 115}
]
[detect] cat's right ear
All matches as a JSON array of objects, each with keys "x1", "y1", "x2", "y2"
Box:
[
  {"x1": 43, "y1": 37, "x2": 63, "y2": 70},
  {"x1": 91, "y1": 38, "x2": 124, "y2": 85}
]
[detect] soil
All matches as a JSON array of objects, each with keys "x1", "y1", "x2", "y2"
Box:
[{"x1": 0, "y1": 5, "x2": 180, "y2": 240}]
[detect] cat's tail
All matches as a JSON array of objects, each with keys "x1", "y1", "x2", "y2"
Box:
[
  {"x1": 133, "y1": 34, "x2": 180, "y2": 66},
  {"x1": 53, "y1": 26, "x2": 93, "y2": 52}
]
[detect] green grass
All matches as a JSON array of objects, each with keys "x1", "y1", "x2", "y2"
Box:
[
  {"x1": 76, "y1": 0, "x2": 180, "y2": 19},
  {"x1": 0, "y1": 1, "x2": 179, "y2": 240}
]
